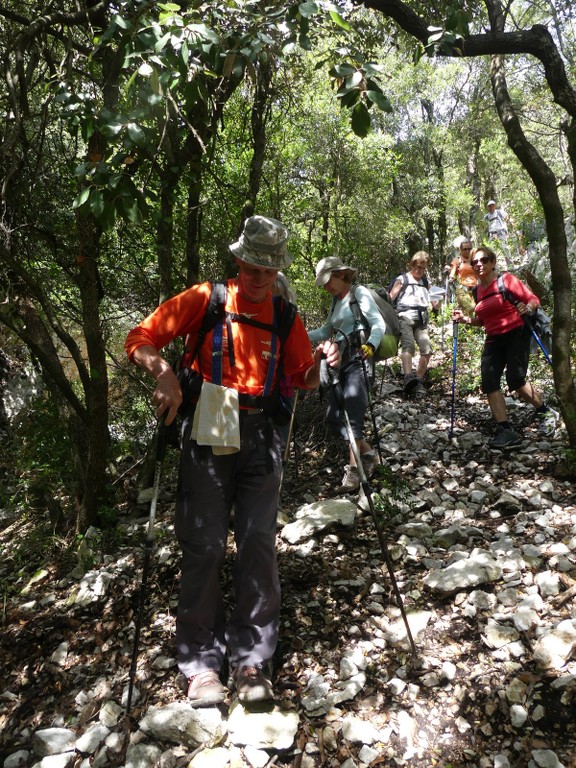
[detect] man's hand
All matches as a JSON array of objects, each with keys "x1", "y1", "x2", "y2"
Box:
[
  {"x1": 132, "y1": 344, "x2": 183, "y2": 425},
  {"x1": 303, "y1": 340, "x2": 341, "y2": 389},
  {"x1": 318, "y1": 339, "x2": 341, "y2": 369},
  {"x1": 153, "y1": 368, "x2": 183, "y2": 425},
  {"x1": 361, "y1": 343, "x2": 374, "y2": 359}
]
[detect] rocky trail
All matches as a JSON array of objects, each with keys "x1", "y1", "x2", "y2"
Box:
[{"x1": 1, "y1": 334, "x2": 576, "y2": 768}]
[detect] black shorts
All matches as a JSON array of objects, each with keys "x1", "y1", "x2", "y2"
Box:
[{"x1": 481, "y1": 325, "x2": 531, "y2": 394}]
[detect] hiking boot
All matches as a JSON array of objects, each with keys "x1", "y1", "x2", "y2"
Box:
[
  {"x1": 413, "y1": 379, "x2": 426, "y2": 397},
  {"x1": 536, "y1": 407, "x2": 559, "y2": 437},
  {"x1": 232, "y1": 665, "x2": 274, "y2": 704},
  {"x1": 403, "y1": 374, "x2": 418, "y2": 394},
  {"x1": 361, "y1": 451, "x2": 379, "y2": 479},
  {"x1": 339, "y1": 464, "x2": 360, "y2": 491},
  {"x1": 187, "y1": 670, "x2": 227, "y2": 707},
  {"x1": 489, "y1": 426, "x2": 522, "y2": 449}
]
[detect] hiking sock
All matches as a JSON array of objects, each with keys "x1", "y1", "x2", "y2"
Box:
[
  {"x1": 534, "y1": 405, "x2": 548, "y2": 415},
  {"x1": 497, "y1": 421, "x2": 512, "y2": 431}
]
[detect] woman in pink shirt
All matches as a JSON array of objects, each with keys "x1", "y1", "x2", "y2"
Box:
[{"x1": 453, "y1": 245, "x2": 558, "y2": 448}]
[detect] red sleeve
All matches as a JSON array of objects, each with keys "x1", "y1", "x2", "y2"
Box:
[
  {"x1": 503, "y1": 273, "x2": 540, "y2": 308},
  {"x1": 125, "y1": 282, "x2": 212, "y2": 361}
]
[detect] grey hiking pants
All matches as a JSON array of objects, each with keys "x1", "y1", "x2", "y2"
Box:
[
  {"x1": 175, "y1": 411, "x2": 282, "y2": 678},
  {"x1": 326, "y1": 357, "x2": 369, "y2": 441}
]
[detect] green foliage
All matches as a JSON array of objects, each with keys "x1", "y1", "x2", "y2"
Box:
[
  {"x1": 328, "y1": 55, "x2": 392, "y2": 137},
  {"x1": 9, "y1": 396, "x2": 74, "y2": 508},
  {"x1": 414, "y1": 5, "x2": 471, "y2": 62}
]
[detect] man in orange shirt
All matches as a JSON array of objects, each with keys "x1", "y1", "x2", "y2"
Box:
[{"x1": 126, "y1": 216, "x2": 339, "y2": 707}]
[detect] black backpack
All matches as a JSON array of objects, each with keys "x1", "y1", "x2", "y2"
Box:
[
  {"x1": 387, "y1": 272, "x2": 429, "y2": 307},
  {"x1": 177, "y1": 281, "x2": 297, "y2": 424},
  {"x1": 472, "y1": 273, "x2": 552, "y2": 357}
]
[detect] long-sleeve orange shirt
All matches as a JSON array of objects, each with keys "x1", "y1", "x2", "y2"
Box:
[{"x1": 125, "y1": 279, "x2": 316, "y2": 395}]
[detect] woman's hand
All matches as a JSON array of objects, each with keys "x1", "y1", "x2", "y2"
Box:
[
  {"x1": 361, "y1": 343, "x2": 375, "y2": 359},
  {"x1": 515, "y1": 301, "x2": 536, "y2": 316}
]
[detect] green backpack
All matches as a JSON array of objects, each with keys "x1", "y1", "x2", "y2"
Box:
[{"x1": 349, "y1": 284, "x2": 401, "y2": 360}]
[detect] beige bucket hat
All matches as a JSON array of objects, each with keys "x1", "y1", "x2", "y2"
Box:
[
  {"x1": 314, "y1": 256, "x2": 357, "y2": 287},
  {"x1": 229, "y1": 215, "x2": 293, "y2": 270}
]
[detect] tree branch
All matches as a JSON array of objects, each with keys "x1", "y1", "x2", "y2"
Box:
[{"x1": 356, "y1": 1, "x2": 576, "y2": 116}]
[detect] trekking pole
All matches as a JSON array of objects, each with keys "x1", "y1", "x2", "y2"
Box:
[
  {"x1": 528, "y1": 324, "x2": 552, "y2": 366},
  {"x1": 509, "y1": 298, "x2": 553, "y2": 367},
  {"x1": 279, "y1": 389, "x2": 300, "y2": 514},
  {"x1": 378, "y1": 358, "x2": 388, "y2": 397},
  {"x1": 337, "y1": 325, "x2": 384, "y2": 465},
  {"x1": 126, "y1": 417, "x2": 169, "y2": 716},
  {"x1": 448, "y1": 320, "x2": 459, "y2": 439},
  {"x1": 359, "y1": 354, "x2": 384, "y2": 465},
  {"x1": 441, "y1": 274, "x2": 450, "y2": 351},
  {"x1": 283, "y1": 388, "x2": 300, "y2": 465},
  {"x1": 325, "y1": 358, "x2": 417, "y2": 655}
]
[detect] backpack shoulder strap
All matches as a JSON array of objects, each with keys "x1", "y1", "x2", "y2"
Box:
[
  {"x1": 348, "y1": 284, "x2": 369, "y2": 329},
  {"x1": 393, "y1": 273, "x2": 409, "y2": 304},
  {"x1": 497, "y1": 272, "x2": 515, "y2": 304},
  {"x1": 474, "y1": 273, "x2": 512, "y2": 306},
  {"x1": 272, "y1": 295, "x2": 297, "y2": 343},
  {"x1": 182, "y1": 281, "x2": 226, "y2": 360}
]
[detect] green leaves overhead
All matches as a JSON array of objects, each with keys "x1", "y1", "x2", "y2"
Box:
[
  {"x1": 329, "y1": 56, "x2": 392, "y2": 137},
  {"x1": 55, "y1": 0, "x2": 389, "y2": 228},
  {"x1": 414, "y1": 5, "x2": 471, "y2": 62}
]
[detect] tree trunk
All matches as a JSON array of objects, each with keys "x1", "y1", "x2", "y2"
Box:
[
  {"x1": 490, "y1": 53, "x2": 576, "y2": 444},
  {"x1": 75, "y1": 212, "x2": 110, "y2": 529}
]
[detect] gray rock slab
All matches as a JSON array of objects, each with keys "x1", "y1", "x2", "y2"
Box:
[{"x1": 139, "y1": 703, "x2": 226, "y2": 748}]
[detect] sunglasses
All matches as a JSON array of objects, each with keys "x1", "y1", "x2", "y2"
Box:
[
  {"x1": 472, "y1": 255, "x2": 491, "y2": 266},
  {"x1": 461, "y1": 246, "x2": 472, "y2": 251}
]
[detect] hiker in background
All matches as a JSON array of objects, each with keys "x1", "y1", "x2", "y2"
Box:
[
  {"x1": 484, "y1": 199, "x2": 509, "y2": 243},
  {"x1": 484, "y1": 199, "x2": 513, "y2": 269},
  {"x1": 389, "y1": 251, "x2": 434, "y2": 397},
  {"x1": 447, "y1": 237, "x2": 477, "y2": 313},
  {"x1": 452, "y1": 245, "x2": 559, "y2": 448},
  {"x1": 125, "y1": 216, "x2": 340, "y2": 708},
  {"x1": 309, "y1": 256, "x2": 387, "y2": 492}
]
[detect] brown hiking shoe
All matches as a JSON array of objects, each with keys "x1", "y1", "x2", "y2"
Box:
[
  {"x1": 339, "y1": 464, "x2": 360, "y2": 492},
  {"x1": 187, "y1": 670, "x2": 227, "y2": 707},
  {"x1": 233, "y1": 665, "x2": 274, "y2": 704}
]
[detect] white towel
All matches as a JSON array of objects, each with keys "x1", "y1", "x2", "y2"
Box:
[{"x1": 191, "y1": 382, "x2": 241, "y2": 454}]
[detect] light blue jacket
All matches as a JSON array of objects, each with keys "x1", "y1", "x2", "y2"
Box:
[{"x1": 308, "y1": 285, "x2": 386, "y2": 350}]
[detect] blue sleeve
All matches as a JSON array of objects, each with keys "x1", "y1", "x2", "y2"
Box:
[{"x1": 308, "y1": 317, "x2": 333, "y2": 344}]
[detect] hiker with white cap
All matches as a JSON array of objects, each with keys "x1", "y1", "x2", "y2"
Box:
[
  {"x1": 126, "y1": 215, "x2": 340, "y2": 707},
  {"x1": 308, "y1": 255, "x2": 386, "y2": 492},
  {"x1": 484, "y1": 199, "x2": 509, "y2": 242}
]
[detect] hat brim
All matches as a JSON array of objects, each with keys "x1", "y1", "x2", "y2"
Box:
[
  {"x1": 230, "y1": 241, "x2": 293, "y2": 270},
  {"x1": 315, "y1": 265, "x2": 357, "y2": 287}
]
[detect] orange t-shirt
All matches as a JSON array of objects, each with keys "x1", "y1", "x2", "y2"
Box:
[
  {"x1": 125, "y1": 279, "x2": 315, "y2": 395},
  {"x1": 450, "y1": 257, "x2": 477, "y2": 287}
]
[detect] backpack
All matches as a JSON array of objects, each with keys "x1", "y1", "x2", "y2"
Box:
[
  {"x1": 176, "y1": 281, "x2": 297, "y2": 424},
  {"x1": 472, "y1": 273, "x2": 552, "y2": 357},
  {"x1": 349, "y1": 284, "x2": 401, "y2": 360}
]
